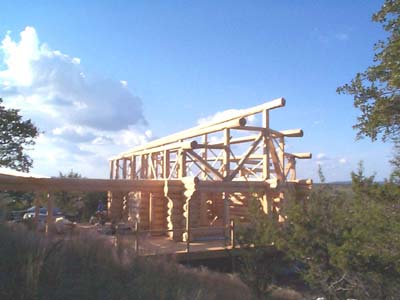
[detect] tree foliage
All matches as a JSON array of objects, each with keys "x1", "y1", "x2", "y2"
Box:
[
  {"x1": 337, "y1": 0, "x2": 400, "y2": 142},
  {"x1": 0, "y1": 98, "x2": 39, "y2": 171},
  {"x1": 53, "y1": 170, "x2": 107, "y2": 221},
  {"x1": 244, "y1": 165, "x2": 400, "y2": 299}
]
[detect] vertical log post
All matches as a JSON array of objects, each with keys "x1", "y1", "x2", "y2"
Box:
[
  {"x1": 33, "y1": 194, "x2": 40, "y2": 228},
  {"x1": 115, "y1": 159, "x2": 120, "y2": 180},
  {"x1": 223, "y1": 128, "x2": 230, "y2": 180},
  {"x1": 140, "y1": 155, "x2": 147, "y2": 179},
  {"x1": 46, "y1": 193, "x2": 54, "y2": 234},
  {"x1": 109, "y1": 160, "x2": 114, "y2": 179},
  {"x1": 178, "y1": 147, "x2": 186, "y2": 178},
  {"x1": 230, "y1": 219, "x2": 235, "y2": 249},
  {"x1": 261, "y1": 109, "x2": 270, "y2": 214},
  {"x1": 163, "y1": 150, "x2": 170, "y2": 179},
  {"x1": 223, "y1": 129, "x2": 231, "y2": 242},
  {"x1": 186, "y1": 196, "x2": 191, "y2": 253},
  {"x1": 202, "y1": 134, "x2": 208, "y2": 180},
  {"x1": 224, "y1": 192, "x2": 230, "y2": 244},
  {"x1": 262, "y1": 109, "x2": 270, "y2": 180},
  {"x1": 278, "y1": 136, "x2": 285, "y2": 180},
  {"x1": 122, "y1": 158, "x2": 127, "y2": 179},
  {"x1": 130, "y1": 155, "x2": 136, "y2": 179}
]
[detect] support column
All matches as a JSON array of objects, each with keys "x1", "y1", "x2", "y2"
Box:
[
  {"x1": 149, "y1": 191, "x2": 168, "y2": 236},
  {"x1": 163, "y1": 150, "x2": 170, "y2": 179},
  {"x1": 109, "y1": 160, "x2": 114, "y2": 179},
  {"x1": 33, "y1": 193, "x2": 40, "y2": 228},
  {"x1": 127, "y1": 192, "x2": 140, "y2": 225},
  {"x1": 223, "y1": 128, "x2": 230, "y2": 180},
  {"x1": 182, "y1": 177, "x2": 199, "y2": 242},
  {"x1": 178, "y1": 148, "x2": 187, "y2": 178},
  {"x1": 261, "y1": 109, "x2": 270, "y2": 214},
  {"x1": 46, "y1": 193, "x2": 54, "y2": 234},
  {"x1": 108, "y1": 191, "x2": 123, "y2": 222},
  {"x1": 138, "y1": 192, "x2": 150, "y2": 230},
  {"x1": 165, "y1": 182, "x2": 185, "y2": 241}
]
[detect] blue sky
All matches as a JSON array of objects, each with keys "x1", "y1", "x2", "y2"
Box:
[{"x1": 0, "y1": 0, "x2": 394, "y2": 181}]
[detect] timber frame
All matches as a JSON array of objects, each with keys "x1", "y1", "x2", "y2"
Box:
[
  {"x1": 108, "y1": 98, "x2": 312, "y2": 241},
  {"x1": 0, "y1": 98, "x2": 311, "y2": 244}
]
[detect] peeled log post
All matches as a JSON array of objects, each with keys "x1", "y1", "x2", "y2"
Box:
[
  {"x1": 34, "y1": 195, "x2": 40, "y2": 228},
  {"x1": 46, "y1": 193, "x2": 54, "y2": 234}
]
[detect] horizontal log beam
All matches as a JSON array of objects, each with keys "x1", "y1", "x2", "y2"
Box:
[
  {"x1": 114, "y1": 98, "x2": 285, "y2": 159},
  {"x1": 119, "y1": 141, "x2": 198, "y2": 157},
  {"x1": 279, "y1": 129, "x2": 304, "y2": 137},
  {"x1": 115, "y1": 118, "x2": 246, "y2": 159},
  {"x1": 285, "y1": 179, "x2": 313, "y2": 185},
  {"x1": 0, "y1": 174, "x2": 172, "y2": 193},
  {"x1": 196, "y1": 180, "x2": 271, "y2": 193},
  {"x1": 285, "y1": 152, "x2": 312, "y2": 159},
  {"x1": 207, "y1": 135, "x2": 260, "y2": 146}
]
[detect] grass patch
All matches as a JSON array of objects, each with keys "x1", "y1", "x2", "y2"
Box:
[{"x1": 0, "y1": 223, "x2": 252, "y2": 300}]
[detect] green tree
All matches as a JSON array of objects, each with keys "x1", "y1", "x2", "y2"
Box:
[
  {"x1": 268, "y1": 166, "x2": 400, "y2": 299},
  {"x1": 0, "y1": 98, "x2": 39, "y2": 218},
  {"x1": 0, "y1": 98, "x2": 40, "y2": 172},
  {"x1": 54, "y1": 170, "x2": 107, "y2": 222},
  {"x1": 337, "y1": 0, "x2": 400, "y2": 142},
  {"x1": 240, "y1": 163, "x2": 400, "y2": 299}
]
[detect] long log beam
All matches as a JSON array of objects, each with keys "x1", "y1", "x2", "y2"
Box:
[
  {"x1": 114, "y1": 98, "x2": 285, "y2": 159},
  {"x1": 0, "y1": 174, "x2": 180, "y2": 193},
  {"x1": 115, "y1": 118, "x2": 247, "y2": 159},
  {"x1": 285, "y1": 152, "x2": 312, "y2": 159}
]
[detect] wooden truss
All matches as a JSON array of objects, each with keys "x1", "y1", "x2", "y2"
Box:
[
  {"x1": 110, "y1": 97, "x2": 311, "y2": 184},
  {"x1": 0, "y1": 98, "x2": 311, "y2": 243},
  {"x1": 107, "y1": 98, "x2": 312, "y2": 241}
]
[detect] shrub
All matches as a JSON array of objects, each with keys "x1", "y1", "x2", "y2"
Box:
[
  {"x1": 243, "y1": 164, "x2": 400, "y2": 299},
  {"x1": 0, "y1": 223, "x2": 252, "y2": 300}
]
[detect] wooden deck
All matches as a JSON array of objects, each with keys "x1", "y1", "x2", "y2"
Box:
[{"x1": 78, "y1": 223, "x2": 239, "y2": 261}]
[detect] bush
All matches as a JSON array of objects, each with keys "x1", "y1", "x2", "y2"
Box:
[
  {"x1": 0, "y1": 223, "x2": 252, "y2": 300},
  {"x1": 243, "y1": 164, "x2": 400, "y2": 299}
]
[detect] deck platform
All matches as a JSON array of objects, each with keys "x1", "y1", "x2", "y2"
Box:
[{"x1": 78, "y1": 223, "x2": 239, "y2": 261}]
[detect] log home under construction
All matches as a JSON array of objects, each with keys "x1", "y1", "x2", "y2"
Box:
[{"x1": 108, "y1": 97, "x2": 312, "y2": 242}]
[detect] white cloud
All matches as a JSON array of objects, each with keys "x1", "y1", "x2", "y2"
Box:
[
  {"x1": 0, "y1": 26, "x2": 150, "y2": 177},
  {"x1": 317, "y1": 153, "x2": 326, "y2": 160},
  {"x1": 339, "y1": 158, "x2": 347, "y2": 164}
]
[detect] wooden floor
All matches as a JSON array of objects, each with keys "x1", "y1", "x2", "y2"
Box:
[{"x1": 78, "y1": 224, "x2": 237, "y2": 261}]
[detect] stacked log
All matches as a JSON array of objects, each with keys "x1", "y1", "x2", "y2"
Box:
[
  {"x1": 127, "y1": 192, "x2": 140, "y2": 225},
  {"x1": 205, "y1": 192, "x2": 223, "y2": 223},
  {"x1": 188, "y1": 191, "x2": 225, "y2": 241},
  {"x1": 229, "y1": 192, "x2": 250, "y2": 221},
  {"x1": 213, "y1": 192, "x2": 224, "y2": 221},
  {"x1": 122, "y1": 193, "x2": 129, "y2": 221},
  {"x1": 149, "y1": 192, "x2": 168, "y2": 236},
  {"x1": 182, "y1": 189, "x2": 194, "y2": 242},
  {"x1": 138, "y1": 192, "x2": 150, "y2": 230},
  {"x1": 107, "y1": 191, "x2": 123, "y2": 222},
  {"x1": 166, "y1": 190, "x2": 185, "y2": 241}
]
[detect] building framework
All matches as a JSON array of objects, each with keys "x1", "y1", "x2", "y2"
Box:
[{"x1": 108, "y1": 98, "x2": 312, "y2": 241}]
